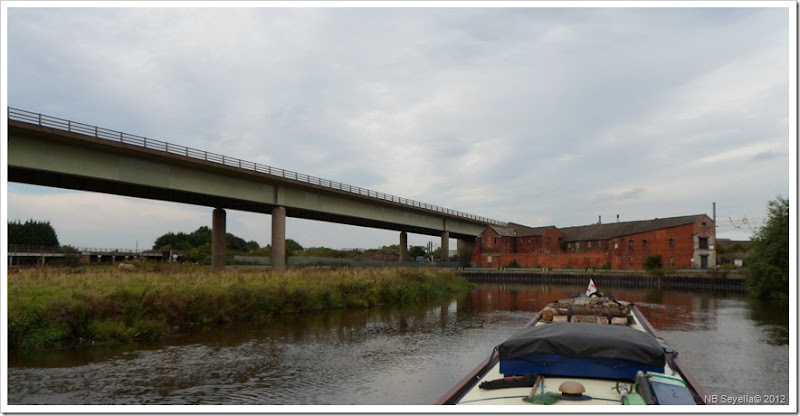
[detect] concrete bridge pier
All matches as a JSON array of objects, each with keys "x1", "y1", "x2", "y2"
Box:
[
  {"x1": 399, "y1": 231, "x2": 408, "y2": 262},
  {"x1": 457, "y1": 239, "x2": 475, "y2": 264},
  {"x1": 271, "y1": 206, "x2": 286, "y2": 271},
  {"x1": 212, "y1": 208, "x2": 226, "y2": 270},
  {"x1": 441, "y1": 231, "x2": 450, "y2": 262}
]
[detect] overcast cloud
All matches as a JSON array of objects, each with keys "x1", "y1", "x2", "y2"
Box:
[{"x1": 3, "y1": 3, "x2": 794, "y2": 250}]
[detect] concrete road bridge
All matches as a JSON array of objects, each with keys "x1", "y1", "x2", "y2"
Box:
[
  {"x1": 7, "y1": 244, "x2": 170, "y2": 267},
  {"x1": 7, "y1": 108, "x2": 506, "y2": 269}
]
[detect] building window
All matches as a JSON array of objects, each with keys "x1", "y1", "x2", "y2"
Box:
[
  {"x1": 493, "y1": 237, "x2": 498, "y2": 245},
  {"x1": 587, "y1": 241, "x2": 592, "y2": 248},
  {"x1": 614, "y1": 241, "x2": 619, "y2": 250},
  {"x1": 576, "y1": 242, "x2": 582, "y2": 252},
  {"x1": 699, "y1": 237, "x2": 709, "y2": 249},
  {"x1": 545, "y1": 237, "x2": 551, "y2": 245},
  {"x1": 629, "y1": 239, "x2": 634, "y2": 249},
  {"x1": 642, "y1": 239, "x2": 648, "y2": 248},
  {"x1": 669, "y1": 238, "x2": 675, "y2": 248}
]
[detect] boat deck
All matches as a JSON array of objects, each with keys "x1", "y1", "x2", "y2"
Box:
[{"x1": 457, "y1": 312, "x2": 684, "y2": 406}]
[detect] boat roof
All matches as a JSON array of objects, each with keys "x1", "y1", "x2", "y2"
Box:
[{"x1": 498, "y1": 322, "x2": 666, "y2": 368}]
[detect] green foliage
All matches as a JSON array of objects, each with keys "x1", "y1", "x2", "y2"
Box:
[
  {"x1": 506, "y1": 259, "x2": 521, "y2": 268},
  {"x1": 644, "y1": 255, "x2": 663, "y2": 270},
  {"x1": 285, "y1": 239, "x2": 304, "y2": 256},
  {"x1": 300, "y1": 246, "x2": 362, "y2": 259},
  {"x1": 745, "y1": 196, "x2": 789, "y2": 300},
  {"x1": 8, "y1": 219, "x2": 60, "y2": 246},
  {"x1": 152, "y1": 227, "x2": 266, "y2": 264},
  {"x1": 408, "y1": 246, "x2": 426, "y2": 259}
]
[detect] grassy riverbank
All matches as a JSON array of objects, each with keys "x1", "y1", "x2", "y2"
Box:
[{"x1": 7, "y1": 265, "x2": 472, "y2": 350}]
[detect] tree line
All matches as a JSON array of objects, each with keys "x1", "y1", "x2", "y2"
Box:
[
  {"x1": 150, "y1": 226, "x2": 445, "y2": 264},
  {"x1": 8, "y1": 219, "x2": 60, "y2": 246}
]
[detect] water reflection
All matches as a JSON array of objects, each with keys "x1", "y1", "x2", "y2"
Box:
[
  {"x1": 6, "y1": 282, "x2": 790, "y2": 406},
  {"x1": 747, "y1": 298, "x2": 790, "y2": 346}
]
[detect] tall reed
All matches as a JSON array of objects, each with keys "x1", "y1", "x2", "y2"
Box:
[{"x1": 7, "y1": 266, "x2": 471, "y2": 350}]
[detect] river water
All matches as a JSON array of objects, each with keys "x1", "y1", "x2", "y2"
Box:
[{"x1": 6, "y1": 282, "x2": 791, "y2": 407}]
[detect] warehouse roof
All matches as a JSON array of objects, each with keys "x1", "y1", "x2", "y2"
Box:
[{"x1": 560, "y1": 214, "x2": 710, "y2": 242}]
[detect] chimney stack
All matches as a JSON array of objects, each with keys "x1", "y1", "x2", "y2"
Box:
[
  {"x1": 598, "y1": 215, "x2": 602, "y2": 224},
  {"x1": 616, "y1": 214, "x2": 619, "y2": 223}
]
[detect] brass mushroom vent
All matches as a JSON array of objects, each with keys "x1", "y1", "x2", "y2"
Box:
[{"x1": 558, "y1": 381, "x2": 587, "y2": 400}]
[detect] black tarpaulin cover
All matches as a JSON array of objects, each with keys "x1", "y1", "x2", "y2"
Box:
[{"x1": 498, "y1": 323, "x2": 666, "y2": 367}]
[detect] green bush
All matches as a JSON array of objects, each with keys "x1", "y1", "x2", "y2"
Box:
[
  {"x1": 746, "y1": 196, "x2": 789, "y2": 300},
  {"x1": 645, "y1": 256, "x2": 663, "y2": 270}
]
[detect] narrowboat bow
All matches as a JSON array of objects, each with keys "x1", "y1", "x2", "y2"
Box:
[{"x1": 436, "y1": 280, "x2": 709, "y2": 406}]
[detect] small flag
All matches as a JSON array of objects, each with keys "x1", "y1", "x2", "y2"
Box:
[{"x1": 586, "y1": 279, "x2": 597, "y2": 296}]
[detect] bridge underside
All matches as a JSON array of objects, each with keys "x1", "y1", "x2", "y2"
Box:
[{"x1": 10, "y1": 166, "x2": 478, "y2": 240}]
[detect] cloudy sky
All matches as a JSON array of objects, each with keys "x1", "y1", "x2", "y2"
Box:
[{"x1": 2, "y1": 3, "x2": 795, "y2": 251}]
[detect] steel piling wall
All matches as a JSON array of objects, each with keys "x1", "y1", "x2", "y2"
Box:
[{"x1": 459, "y1": 270, "x2": 746, "y2": 293}]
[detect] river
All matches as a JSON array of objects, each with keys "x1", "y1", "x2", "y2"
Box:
[{"x1": 6, "y1": 282, "x2": 790, "y2": 407}]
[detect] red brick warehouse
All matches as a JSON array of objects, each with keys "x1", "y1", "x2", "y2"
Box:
[{"x1": 472, "y1": 214, "x2": 716, "y2": 271}]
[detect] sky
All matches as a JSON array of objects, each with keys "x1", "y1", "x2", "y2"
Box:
[{"x1": 2, "y1": 2, "x2": 796, "y2": 251}]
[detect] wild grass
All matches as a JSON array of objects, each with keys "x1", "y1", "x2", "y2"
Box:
[{"x1": 7, "y1": 265, "x2": 472, "y2": 350}]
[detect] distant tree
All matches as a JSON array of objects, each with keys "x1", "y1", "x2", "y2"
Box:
[
  {"x1": 153, "y1": 226, "x2": 264, "y2": 253},
  {"x1": 226, "y1": 233, "x2": 248, "y2": 252},
  {"x1": 8, "y1": 219, "x2": 60, "y2": 246},
  {"x1": 153, "y1": 232, "x2": 182, "y2": 251},
  {"x1": 745, "y1": 196, "x2": 789, "y2": 301},
  {"x1": 188, "y1": 226, "x2": 212, "y2": 247},
  {"x1": 408, "y1": 245, "x2": 426, "y2": 259},
  {"x1": 285, "y1": 239, "x2": 304, "y2": 257}
]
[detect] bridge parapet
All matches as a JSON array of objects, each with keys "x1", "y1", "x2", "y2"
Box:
[
  {"x1": 9, "y1": 107, "x2": 506, "y2": 227},
  {"x1": 8, "y1": 244, "x2": 166, "y2": 257}
]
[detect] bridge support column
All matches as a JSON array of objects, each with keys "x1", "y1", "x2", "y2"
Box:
[
  {"x1": 440, "y1": 231, "x2": 450, "y2": 262},
  {"x1": 457, "y1": 239, "x2": 475, "y2": 265},
  {"x1": 399, "y1": 231, "x2": 408, "y2": 262},
  {"x1": 271, "y1": 206, "x2": 286, "y2": 271},
  {"x1": 212, "y1": 208, "x2": 226, "y2": 270}
]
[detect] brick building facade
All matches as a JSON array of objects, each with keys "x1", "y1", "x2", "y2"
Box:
[{"x1": 472, "y1": 214, "x2": 716, "y2": 270}]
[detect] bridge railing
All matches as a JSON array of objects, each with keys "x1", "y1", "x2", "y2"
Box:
[
  {"x1": 9, "y1": 107, "x2": 506, "y2": 226},
  {"x1": 8, "y1": 244, "x2": 169, "y2": 256},
  {"x1": 7, "y1": 245, "x2": 64, "y2": 254}
]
